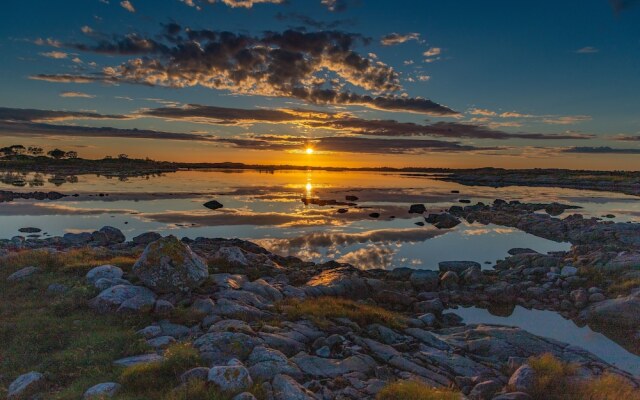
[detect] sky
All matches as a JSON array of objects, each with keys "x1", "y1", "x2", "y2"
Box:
[{"x1": 1, "y1": 0, "x2": 639, "y2": 169}]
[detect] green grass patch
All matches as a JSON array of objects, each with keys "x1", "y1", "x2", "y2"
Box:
[
  {"x1": 376, "y1": 380, "x2": 461, "y2": 400},
  {"x1": 0, "y1": 248, "x2": 149, "y2": 399},
  {"x1": 120, "y1": 342, "x2": 203, "y2": 397},
  {"x1": 277, "y1": 297, "x2": 407, "y2": 330}
]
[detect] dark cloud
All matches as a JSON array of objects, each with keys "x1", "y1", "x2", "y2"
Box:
[
  {"x1": 0, "y1": 120, "x2": 217, "y2": 142},
  {"x1": 0, "y1": 107, "x2": 126, "y2": 122},
  {"x1": 33, "y1": 26, "x2": 456, "y2": 116},
  {"x1": 274, "y1": 12, "x2": 355, "y2": 30},
  {"x1": 562, "y1": 146, "x2": 640, "y2": 154},
  {"x1": 215, "y1": 135, "x2": 493, "y2": 154},
  {"x1": 614, "y1": 135, "x2": 640, "y2": 141},
  {"x1": 140, "y1": 104, "x2": 594, "y2": 140},
  {"x1": 380, "y1": 33, "x2": 420, "y2": 46}
]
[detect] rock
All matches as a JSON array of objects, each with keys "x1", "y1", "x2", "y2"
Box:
[
  {"x1": 345, "y1": 195, "x2": 359, "y2": 201},
  {"x1": 409, "y1": 204, "x2": 427, "y2": 214},
  {"x1": 233, "y1": 393, "x2": 257, "y2": 400},
  {"x1": 414, "y1": 298, "x2": 444, "y2": 314},
  {"x1": 461, "y1": 266, "x2": 484, "y2": 284},
  {"x1": 337, "y1": 208, "x2": 348, "y2": 214},
  {"x1": 194, "y1": 332, "x2": 262, "y2": 364},
  {"x1": 508, "y1": 364, "x2": 535, "y2": 393},
  {"x1": 191, "y1": 297, "x2": 216, "y2": 314},
  {"x1": 588, "y1": 293, "x2": 606, "y2": 303},
  {"x1": 560, "y1": 266, "x2": 578, "y2": 277},
  {"x1": 83, "y1": 382, "x2": 121, "y2": 399},
  {"x1": 7, "y1": 371, "x2": 45, "y2": 399},
  {"x1": 242, "y1": 279, "x2": 283, "y2": 302},
  {"x1": 158, "y1": 320, "x2": 191, "y2": 338},
  {"x1": 18, "y1": 227, "x2": 41, "y2": 233},
  {"x1": 439, "y1": 261, "x2": 481, "y2": 274},
  {"x1": 291, "y1": 353, "x2": 376, "y2": 378},
  {"x1": 605, "y1": 251, "x2": 640, "y2": 270},
  {"x1": 417, "y1": 313, "x2": 437, "y2": 326},
  {"x1": 86, "y1": 265, "x2": 123, "y2": 285},
  {"x1": 409, "y1": 270, "x2": 439, "y2": 291},
  {"x1": 132, "y1": 235, "x2": 208, "y2": 293},
  {"x1": 440, "y1": 270, "x2": 459, "y2": 289},
  {"x1": 94, "y1": 277, "x2": 131, "y2": 291},
  {"x1": 132, "y1": 232, "x2": 162, "y2": 246},
  {"x1": 147, "y1": 335, "x2": 176, "y2": 349},
  {"x1": 154, "y1": 299, "x2": 175, "y2": 315},
  {"x1": 492, "y1": 393, "x2": 532, "y2": 400},
  {"x1": 208, "y1": 362, "x2": 253, "y2": 394},
  {"x1": 180, "y1": 367, "x2": 210, "y2": 383},
  {"x1": 46, "y1": 283, "x2": 68, "y2": 294},
  {"x1": 247, "y1": 346, "x2": 302, "y2": 381},
  {"x1": 507, "y1": 248, "x2": 538, "y2": 255},
  {"x1": 113, "y1": 354, "x2": 164, "y2": 367},
  {"x1": 89, "y1": 285, "x2": 156, "y2": 314},
  {"x1": 369, "y1": 212, "x2": 380, "y2": 218},
  {"x1": 469, "y1": 379, "x2": 502, "y2": 400},
  {"x1": 210, "y1": 273, "x2": 249, "y2": 289},
  {"x1": 92, "y1": 226, "x2": 125, "y2": 245},
  {"x1": 580, "y1": 292, "x2": 640, "y2": 329},
  {"x1": 426, "y1": 212, "x2": 461, "y2": 229},
  {"x1": 570, "y1": 288, "x2": 589, "y2": 308},
  {"x1": 7, "y1": 266, "x2": 39, "y2": 282},
  {"x1": 204, "y1": 200, "x2": 224, "y2": 210},
  {"x1": 137, "y1": 325, "x2": 162, "y2": 339},
  {"x1": 213, "y1": 247, "x2": 250, "y2": 267},
  {"x1": 272, "y1": 374, "x2": 316, "y2": 400}
]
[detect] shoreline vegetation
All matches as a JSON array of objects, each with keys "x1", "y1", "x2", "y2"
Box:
[{"x1": 1, "y1": 151, "x2": 639, "y2": 196}]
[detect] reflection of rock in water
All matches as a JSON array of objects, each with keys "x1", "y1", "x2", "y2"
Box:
[
  {"x1": 487, "y1": 302, "x2": 516, "y2": 317},
  {"x1": 586, "y1": 320, "x2": 640, "y2": 357}
]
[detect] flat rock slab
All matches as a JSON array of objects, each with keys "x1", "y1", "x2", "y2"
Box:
[{"x1": 113, "y1": 354, "x2": 164, "y2": 367}]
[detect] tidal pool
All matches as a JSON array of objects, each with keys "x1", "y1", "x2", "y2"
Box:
[{"x1": 454, "y1": 306, "x2": 640, "y2": 376}]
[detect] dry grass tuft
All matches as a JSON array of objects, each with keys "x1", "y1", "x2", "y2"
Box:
[
  {"x1": 376, "y1": 380, "x2": 461, "y2": 400},
  {"x1": 277, "y1": 297, "x2": 407, "y2": 330}
]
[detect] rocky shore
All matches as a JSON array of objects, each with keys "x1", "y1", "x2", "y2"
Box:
[{"x1": 2, "y1": 199, "x2": 640, "y2": 399}]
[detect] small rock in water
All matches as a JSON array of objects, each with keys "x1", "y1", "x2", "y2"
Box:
[
  {"x1": 18, "y1": 227, "x2": 41, "y2": 233},
  {"x1": 369, "y1": 212, "x2": 380, "y2": 218},
  {"x1": 345, "y1": 195, "x2": 359, "y2": 201},
  {"x1": 337, "y1": 208, "x2": 348, "y2": 214},
  {"x1": 409, "y1": 204, "x2": 426, "y2": 214},
  {"x1": 204, "y1": 200, "x2": 224, "y2": 210}
]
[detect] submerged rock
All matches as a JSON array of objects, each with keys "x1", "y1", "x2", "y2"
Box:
[{"x1": 133, "y1": 235, "x2": 208, "y2": 293}]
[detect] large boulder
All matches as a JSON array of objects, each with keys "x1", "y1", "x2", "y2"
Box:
[
  {"x1": 89, "y1": 285, "x2": 156, "y2": 314},
  {"x1": 207, "y1": 361, "x2": 253, "y2": 394},
  {"x1": 91, "y1": 226, "x2": 125, "y2": 245},
  {"x1": 580, "y1": 291, "x2": 640, "y2": 329},
  {"x1": 508, "y1": 364, "x2": 536, "y2": 393},
  {"x1": 133, "y1": 236, "x2": 208, "y2": 293},
  {"x1": 272, "y1": 374, "x2": 316, "y2": 400}
]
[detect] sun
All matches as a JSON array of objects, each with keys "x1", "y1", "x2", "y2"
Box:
[{"x1": 305, "y1": 147, "x2": 314, "y2": 155}]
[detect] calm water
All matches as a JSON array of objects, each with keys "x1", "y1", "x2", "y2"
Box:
[
  {"x1": 2, "y1": 169, "x2": 640, "y2": 269},
  {"x1": 2, "y1": 169, "x2": 640, "y2": 374},
  {"x1": 455, "y1": 306, "x2": 640, "y2": 375}
]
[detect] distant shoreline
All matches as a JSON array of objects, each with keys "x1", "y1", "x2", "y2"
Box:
[{"x1": 1, "y1": 155, "x2": 639, "y2": 196}]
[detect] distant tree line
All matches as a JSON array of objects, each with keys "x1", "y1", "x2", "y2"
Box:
[{"x1": 0, "y1": 144, "x2": 78, "y2": 159}]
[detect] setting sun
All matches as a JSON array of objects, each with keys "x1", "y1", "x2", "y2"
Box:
[{"x1": 305, "y1": 147, "x2": 314, "y2": 155}]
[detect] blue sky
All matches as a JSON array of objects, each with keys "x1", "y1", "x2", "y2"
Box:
[{"x1": 0, "y1": 0, "x2": 639, "y2": 168}]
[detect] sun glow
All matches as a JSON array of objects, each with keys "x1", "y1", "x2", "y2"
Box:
[
  {"x1": 305, "y1": 182, "x2": 313, "y2": 192},
  {"x1": 305, "y1": 147, "x2": 314, "y2": 155}
]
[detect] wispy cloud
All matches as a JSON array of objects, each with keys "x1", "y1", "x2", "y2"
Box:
[
  {"x1": 380, "y1": 32, "x2": 420, "y2": 46},
  {"x1": 59, "y1": 91, "x2": 96, "y2": 98},
  {"x1": 562, "y1": 146, "x2": 640, "y2": 154},
  {"x1": 575, "y1": 46, "x2": 599, "y2": 54},
  {"x1": 120, "y1": 0, "x2": 136, "y2": 12}
]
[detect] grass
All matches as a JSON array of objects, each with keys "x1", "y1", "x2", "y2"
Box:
[
  {"x1": 276, "y1": 297, "x2": 407, "y2": 330},
  {"x1": 163, "y1": 380, "x2": 229, "y2": 400},
  {"x1": 0, "y1": 248, "x2": 148, "y2": 399},
  {"x1": 119, "y1": 342, "x2": 203, "y2": 397},
  {"x1": 578, "y1": 266, "x2": 640, "y2": 296},
  {"x1": 526, "y1": 354, "x2": 640, "y2": 400},
  {"x1": 376, "y1": 381, "x2": 461, "y2": 400}
]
